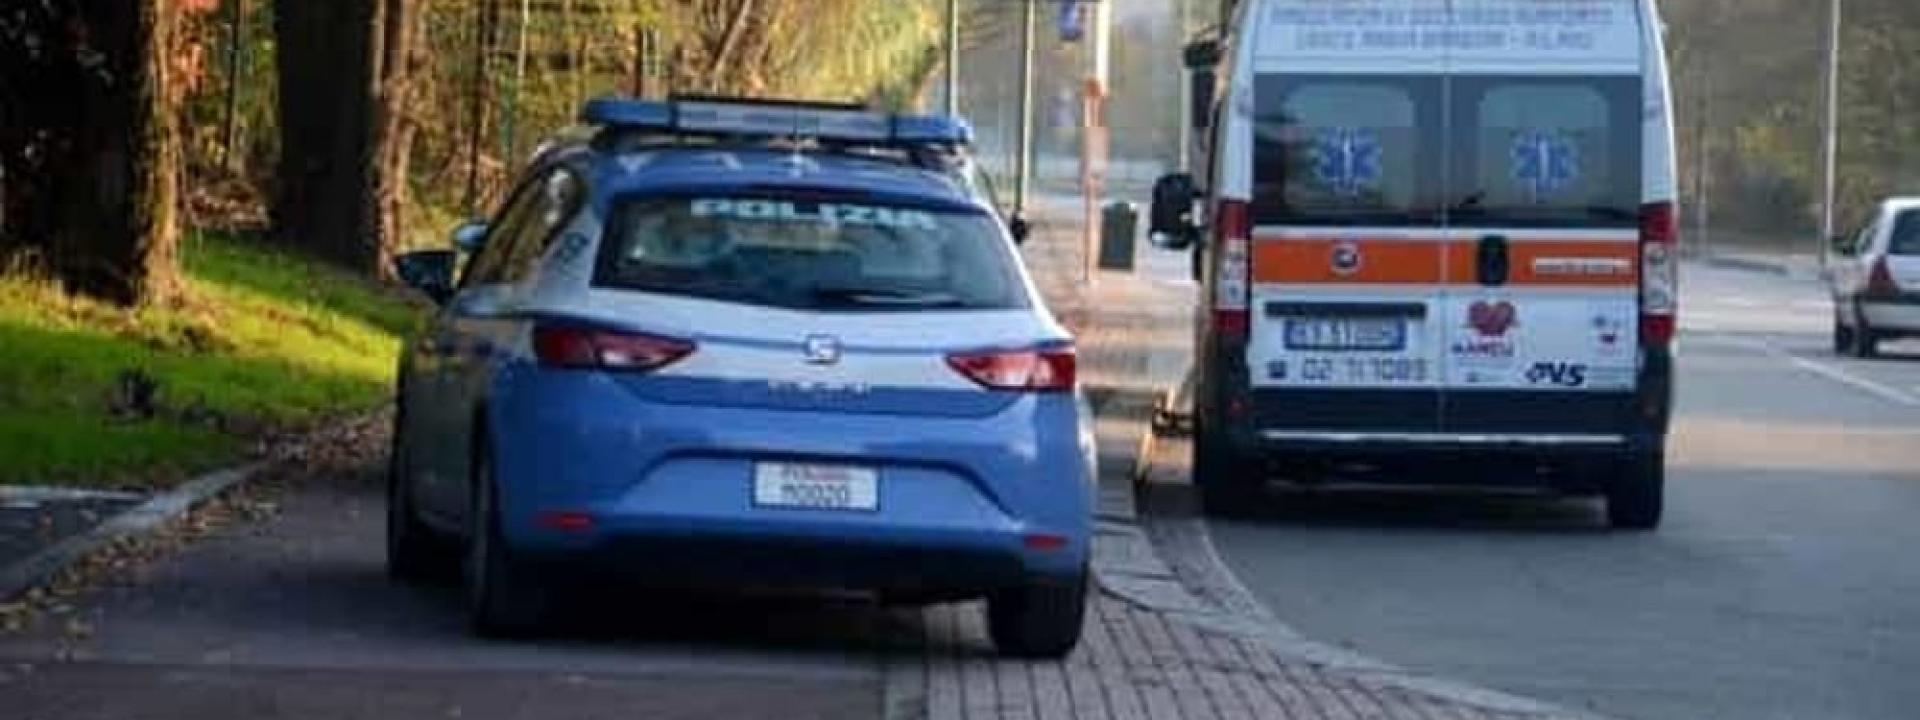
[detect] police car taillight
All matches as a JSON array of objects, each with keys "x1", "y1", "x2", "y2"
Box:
[
  {"x1": 533, "y1": 322, "x2": 695, "y2": 372},
  {"x1": 1212, "y1": 199, "x2": 1252, "y2": 341},
  {"x1": 1640, "y1": 201, "x2": 1679, "y2": 347},
  {"x1": 947, "y1": 346, "x2": 1076, "y2": 392}
]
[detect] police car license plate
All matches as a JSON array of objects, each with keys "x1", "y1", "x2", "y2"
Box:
[
  {"x1": 753, "y1": 462, "x2": 878, "y2": 512},
  {"x1": 1284, "y1": 317, "x2": 1406, "y2": 352}
]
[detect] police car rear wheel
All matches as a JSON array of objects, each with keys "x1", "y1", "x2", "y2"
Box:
[
  {"x1": 467, "y1": 444, "x2": 547, "y2": 638},
  {"x1": 387, "y1": 407, "x2": 455, "y2": 583},
  {"x1": 1606, "y1": 448, "x2": 1665, "y2": 530},
  {"x1": 1833, "y1": 315, "x2": 1856, "y2": 355},
  {"x1": 987, "y1": 568, "x2": 1087, "y2": 659}
]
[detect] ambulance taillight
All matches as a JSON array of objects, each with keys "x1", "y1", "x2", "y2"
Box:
[
  {"x1": 1640, "y1": 201, "x2": 1679, "y2": 347},
  {"x1": 1212, "y1": 199, "x2": 1252, "y2": 342}
]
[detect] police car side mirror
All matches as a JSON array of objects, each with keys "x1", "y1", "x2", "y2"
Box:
[
  {"x1": 451, "y1": 220, "x2": 489, "y2": 254},
  {"x1": 394, "y1": 250, "x2": 458, "y2": 306}
]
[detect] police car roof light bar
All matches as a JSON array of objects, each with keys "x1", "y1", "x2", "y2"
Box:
[{"x1": 580, "y1": 96, "x2": 972, "y2": 149}]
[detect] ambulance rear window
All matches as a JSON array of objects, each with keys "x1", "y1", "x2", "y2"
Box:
[
  {"x1": 1252, "y1": 73, "x2": 1642, "y2": 229},
  {"x1": 1451, "y1": 76, "x2": 1643, "y2": 228},
  {"x1": 1252, "y1": 75, "x2": 1444, "y2": 227}
]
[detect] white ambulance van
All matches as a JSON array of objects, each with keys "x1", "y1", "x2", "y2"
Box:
[{"x1": 1151, "y1": 0, "x2": 1679, "y2": 529}]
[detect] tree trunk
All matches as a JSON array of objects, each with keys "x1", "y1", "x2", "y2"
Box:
[
  {"x1": 371, "y1": 0, "x2": 428, "y2": 273},
  {"x1": 0, "y1": 0, "x2": 180, "y2": 306},
  {"x1": 272, "y1": 0, "x2": 426, "y2": 277}
]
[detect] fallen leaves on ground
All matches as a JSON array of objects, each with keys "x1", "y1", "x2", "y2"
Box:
[{"x1": 0, "y1": 409, "x2": 391, "y2": 642}]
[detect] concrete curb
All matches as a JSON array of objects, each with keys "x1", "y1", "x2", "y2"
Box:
[
  {"x1": 1703, "y1": 255, "x2": 1793, "y2": 276},
  {"x1": 0, "y1": 463, "x2": 263, "y2": 603},
  {"x1": 1103, "y1": 433, "x2": 1611, "y2": 720},
  {"x1": 1699, "y1": 253, "x2": 1825, "y2": 283}
]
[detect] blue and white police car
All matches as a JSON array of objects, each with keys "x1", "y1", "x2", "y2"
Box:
[{"x1": 387, "y1": 97, "x2": 1093, "y2": 657}]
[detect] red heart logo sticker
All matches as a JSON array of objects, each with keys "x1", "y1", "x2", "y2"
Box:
[{"x1": 1468, "y1": 300, "x2": 1517, "y2": 337}]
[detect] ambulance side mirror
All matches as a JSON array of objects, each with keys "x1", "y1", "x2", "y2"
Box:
[
  {"x1": 1149, "y1": 173, "x2": 1200, "y2": 251},
  {"x1": 1183, "y1": 39, "x2": 1222, "y2": 69},
  {"x1": 1184, "y1": 39, "x2": 1222, "y2": 132}
]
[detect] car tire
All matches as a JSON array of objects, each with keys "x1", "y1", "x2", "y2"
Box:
[
  {"x1": 387, "y1": 409, "x2": 453, "y2": 583},
  {"x1": 1847, "y1": 303, "x2": 1881, "y2": 359},
  {"x1": 1194, "y1": 421, "x2": 1257, "y2": 517},
  {"x1": 1833, "y1": 313, "x2": 1856, "y2": 355},
  {"x1": 467, "y1": 444, "x2": 546, "y2": 638},
  {"x1": 986, "y1": 569, "x2": 1088, "y2": 659},
  {"x1": 1606, "y1": 445, "x2": 1665, "y2": 531}
]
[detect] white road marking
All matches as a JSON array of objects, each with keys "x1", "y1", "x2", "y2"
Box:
[
  {"x1": 1782, "y1": 356, "x2": 1920, "y2": 407},
  {"x1": 1714, "y1": 335, "x2": 1920, "y2": 407}
]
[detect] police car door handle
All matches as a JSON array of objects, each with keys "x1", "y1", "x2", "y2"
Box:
[
  {"x1": 420, "y1": 334, "x2": 454, "y2": 356},
  {"x1": 422, "y1": 332, "x2": 477, "y2": 358},
  {"x1": 1477, "y1": 235, "x2": 1510, "y2": 287}
]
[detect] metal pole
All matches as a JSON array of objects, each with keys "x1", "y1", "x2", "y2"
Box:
[
  {"x1": 945, "y1": 0, "x2": 960, "y2": 116},
  {"x1": 1820, "y1": 0, "x2": 1843, "y2": 251},
  {"x1": 1178, "y1": 0, "x2": 1193, "y2": 173},
  {"x1": 1085, "y1": 0, "x2": 1112, "y2": 283},
  {"x1": 1015, "y1": 0, "x2": 1036, "y2": 215},
  {"x1": 1696, "y1": 68, "x2": 1712, "y2": 259}
]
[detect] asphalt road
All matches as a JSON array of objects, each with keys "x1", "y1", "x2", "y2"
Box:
[
  {"x1": 0, "y1": 461, "x2": 891, "y2": 720},
  {"x1": 1205, "y1": 263, "x2": 1920, "y2": 720},
  {"x1": 1, "y1": 490, "x2": 141, "y2": 570}
]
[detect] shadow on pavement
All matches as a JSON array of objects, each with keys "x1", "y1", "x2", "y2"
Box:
[
  {"x1": 270, "y1": 555, "x2": 929, "y2": 653},
  {"x1": 0, "y1": 463, "x2": 941, "y2": 671},
  {"x1": 1215, "y1": 485, "x2": 1609, "y2": 535},
  {"x1": 1140, "y1": 439, "x2": 1614, "y2": 536}
]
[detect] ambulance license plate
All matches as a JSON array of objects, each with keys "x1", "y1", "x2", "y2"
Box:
[{"x1": 1284, "y1": 318, "x2": 1406, "y2": 352}]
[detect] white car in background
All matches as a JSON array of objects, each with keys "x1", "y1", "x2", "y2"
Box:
[{"x1": 1830, "y1": 197, "x2": 1920, "y2": 358}]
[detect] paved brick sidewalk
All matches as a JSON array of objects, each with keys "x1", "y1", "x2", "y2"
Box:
[{"x1": 880, "y1": 214, "x2": 1597, "y2": 720}]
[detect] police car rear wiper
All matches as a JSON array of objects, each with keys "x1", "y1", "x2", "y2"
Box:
[{"x1": 807, "y1": 286, "x2": 969, "y2": 309}]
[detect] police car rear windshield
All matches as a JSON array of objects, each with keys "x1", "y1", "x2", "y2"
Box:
[{"x1": 595, "y1": 195, "x2": 1027, "y2": 312}]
